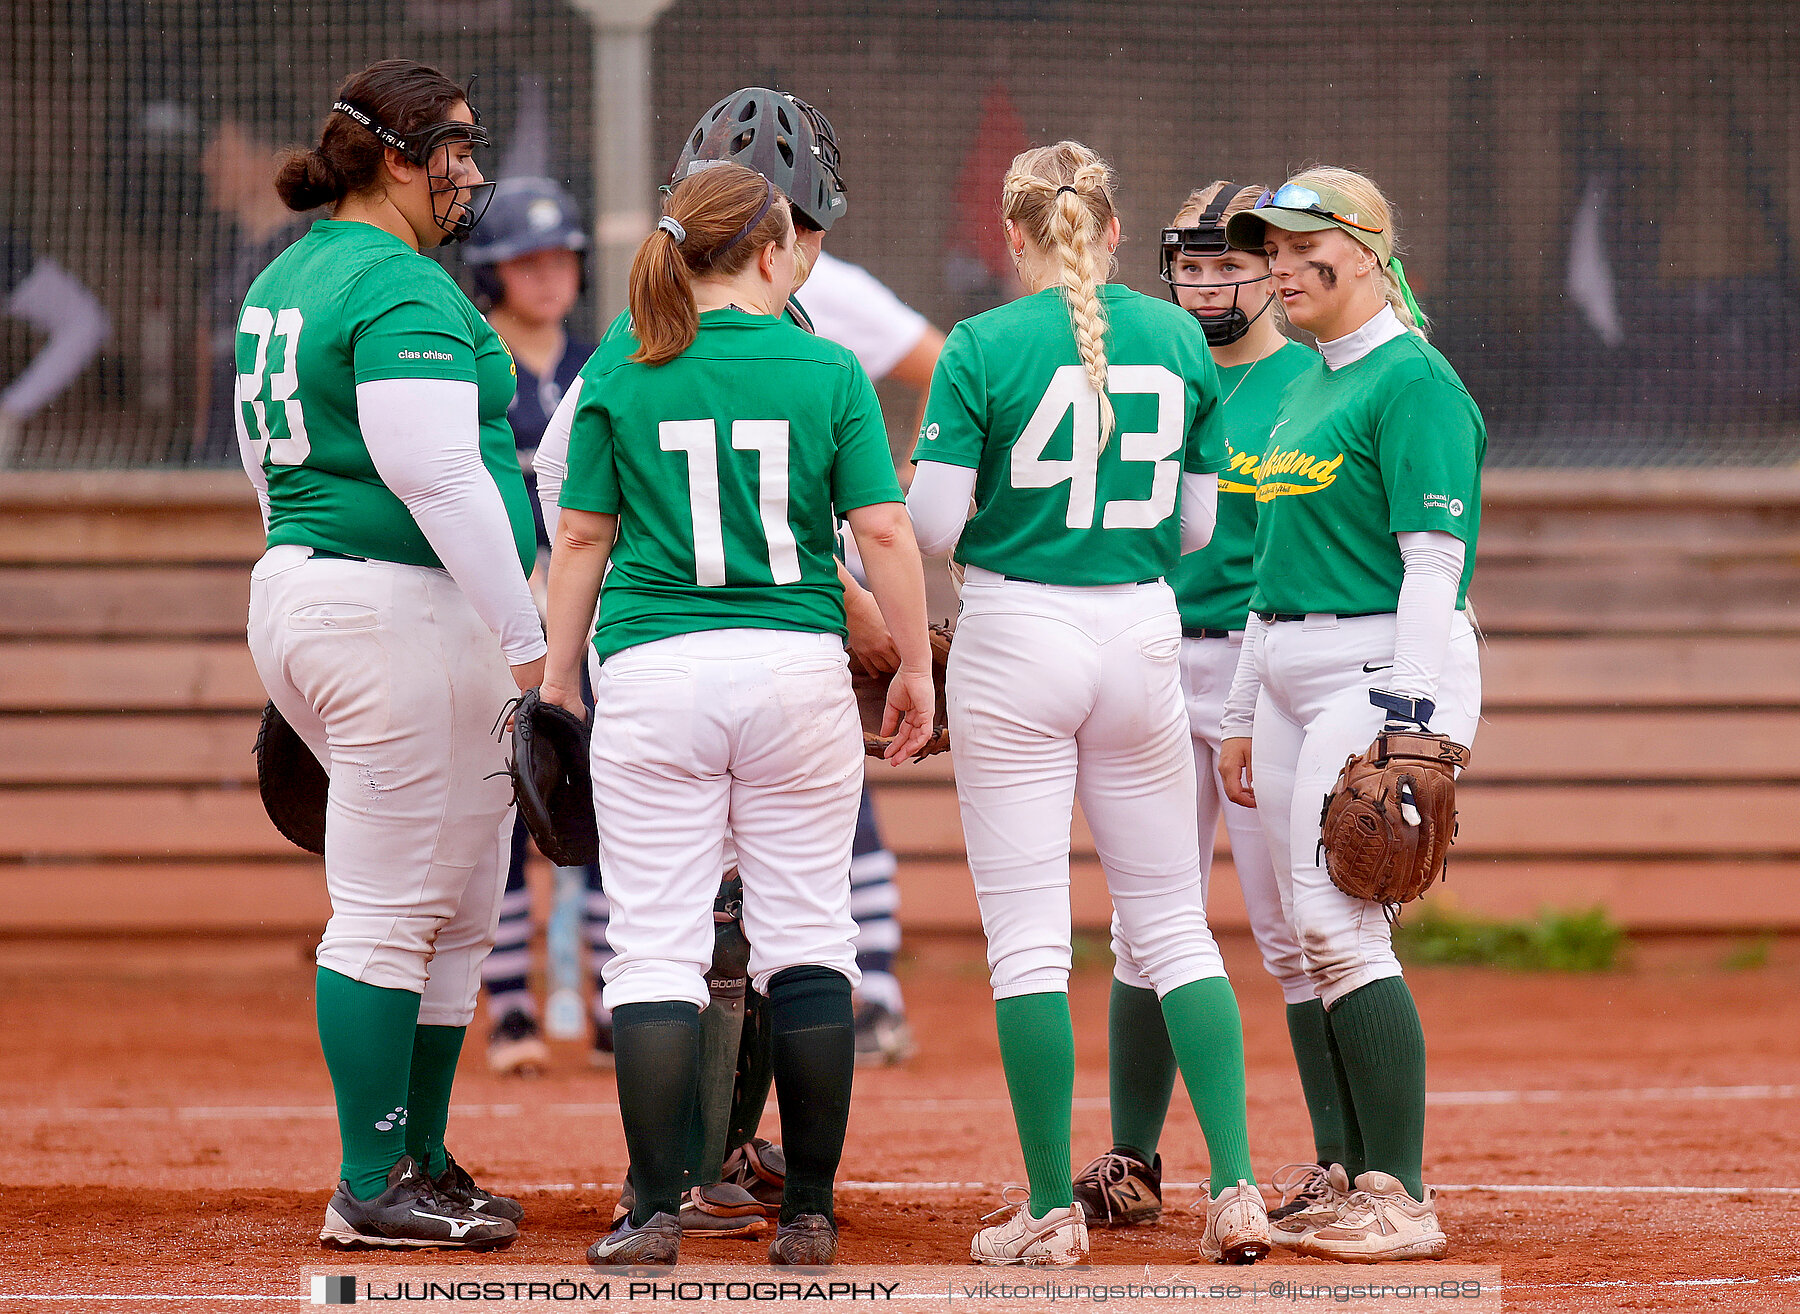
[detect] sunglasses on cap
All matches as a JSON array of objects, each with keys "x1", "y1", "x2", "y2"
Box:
[{"x1": 1254, "y1": 183, "x2": 1384, "y2": 235}]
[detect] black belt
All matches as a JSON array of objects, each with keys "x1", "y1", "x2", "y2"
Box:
[
  {"x1": 1003, "y1": 574, "x2": 1162, "y2": 586},
  {"x1": 309, "y1": 549, "x2": 367, "y2": 562},
  {"x1": 1257, "y1": 610, "x2": 1386, "y2": 623},
  {"x1": 1182, "y1": 626, "x2": 1233, "y2": 639}
]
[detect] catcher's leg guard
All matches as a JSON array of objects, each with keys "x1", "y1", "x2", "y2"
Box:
[
  {"x1": 726, "y1": 982, "x2": 776, "y2": 1164},
  {"x1": 692, "y1": 871, "x2": 751, "y2": 1185}
]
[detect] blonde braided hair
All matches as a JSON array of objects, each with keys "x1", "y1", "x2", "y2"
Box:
[{"x1": 1003, "y1": 142, "x2": 1119, "y2": 445}]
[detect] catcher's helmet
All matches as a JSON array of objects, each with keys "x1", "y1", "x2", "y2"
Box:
[{"x1": 673, "y1": 88, "x2": 847, "y2": 232}]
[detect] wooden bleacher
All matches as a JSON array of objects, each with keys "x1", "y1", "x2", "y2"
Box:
[{"x1": 2, "y1": 469, "x2": 1797, "y2": 936}]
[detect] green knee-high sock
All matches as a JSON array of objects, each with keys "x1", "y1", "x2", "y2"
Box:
[
  {"x1": 1158, "y1": 977, "x2": 1255, "y2": 1198},
  {"x1": 315, "y1": 968, "x2": 422, "y2": 1200},
  {"x1": 1326, "y1": 978, "x2": 1426, "y2": 1200},
  {"x1": 1322, "y1": 1009, "x2": 1366, "y2": 1181},
  {"x1": 1107, "y1": 979, "x2": 1177, "y2": 1163},
  {"x1": 405, "y1": 1025, "x2": 466, "y2": 1177},
  {"x1": 1285, "y1": 999, "x2": 1349, "y2": 1169},
  {"x1": 994, "y1": 992, "x2": 1075, "y2": 1215},
  {"x1": 768, "y1": 966, "x2": 855, "y2": 1225},
  {"x1": 613, "y1": 1001, "x2": 704, "y2": 1224}
]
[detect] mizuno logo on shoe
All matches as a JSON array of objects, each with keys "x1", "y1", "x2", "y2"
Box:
[{"x1": 410, "y1": 1210, "x2": 480, "y2": 1238}]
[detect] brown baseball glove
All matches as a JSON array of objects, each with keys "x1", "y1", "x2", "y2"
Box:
[
  {"x1": 1319, "y1": 729, "x2": 1471, "y2": 909},
  {"x1": 852, "y1": 623, "x2": 953, "y2": 761}
]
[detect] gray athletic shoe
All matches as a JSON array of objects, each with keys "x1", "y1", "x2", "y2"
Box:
[
  {"x1": 320, "y1": 1156, "x2": 517, "y2": 1251},
  {"x1": 587, "y1": 1210, "x2": 682, "y2": 1267},
  {"x1": 613, "y1": 1180, "x2": 769, "y2": 1237},
  {"x1": 433, "y1": 1151, "x2": 525, "y2": 1224},
  {"x1": 769, "y1": 1213, "x2": 838, "y2": 1266}
]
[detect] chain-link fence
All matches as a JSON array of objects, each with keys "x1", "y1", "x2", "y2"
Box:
[{"x1": 4, "y1": 1, "x2": 1796, "y2": 468}]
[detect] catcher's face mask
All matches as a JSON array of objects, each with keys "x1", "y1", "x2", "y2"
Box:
[
  {"x1": 1160, "y1": 183, "x2": 1274, "y2": 348},
  {"x1": 332, "y1": 95, "x2": 496, "y2": 243}
]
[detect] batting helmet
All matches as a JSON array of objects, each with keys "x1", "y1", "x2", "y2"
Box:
[
  {"x1": 672, "y1": 88, "x2": 847, "y2": 232},
  {"x1": 462, "y1": 176, "x2": 588, "y2": 309}
]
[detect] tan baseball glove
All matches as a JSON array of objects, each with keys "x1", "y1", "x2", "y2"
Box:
[
  {"x1": 1320, "y1": 730, "x2": 1471, "y2": 909},
  {"x1": 852, "y1": 623, "x2": 953, "y2": 761}
]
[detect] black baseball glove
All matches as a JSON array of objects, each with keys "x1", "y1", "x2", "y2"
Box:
[
  {"x1": 507, "y1": 687, "x2": 598, "y2": 868},
  {"x1": 254, "y1": 700, "x2": 328, "y2": 855}
]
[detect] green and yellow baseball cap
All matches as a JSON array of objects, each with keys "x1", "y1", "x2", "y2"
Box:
[{"x1": 1225, "y1": 181, "x2": 1393, "y2": 265}]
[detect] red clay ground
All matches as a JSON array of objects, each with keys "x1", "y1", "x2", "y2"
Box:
[{"x1": 2, "y1": 933, "x2": 1798, "y2": 1312}]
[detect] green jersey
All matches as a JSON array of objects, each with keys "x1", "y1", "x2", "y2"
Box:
[
  {"x1": 1249, "y1": 331, "x2": 1484, "y2": 616},
  {"x1": 1172, "y1": 340, "x2": 1315, "y2": 631},
  {"x1": 559, "y1": 308, "x2": 903, "y2": 662},
  {"x1": 912, "y1": 285, "x2": 1228, "y2": 586},
  {"x1": 239, "y1": 220, "x2": 535, "y2": 574}
]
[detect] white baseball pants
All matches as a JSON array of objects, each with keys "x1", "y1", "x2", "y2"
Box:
[
  {"x1": 590, "y1": 628, "x2": 864, "y2": 1012},
  {"x1": 1251, "y1": 611, "x2": 1482, "y2": 1008},
  {"x1": 1113, "y1": 634, "x2": 1314, "y2": 1005},
  {"x1": 247, "y1": 546, "x2": 516, "y2": 1027},
  {"x1": 948, "y1": 567, "x2": 1227, "y2": 1002}
]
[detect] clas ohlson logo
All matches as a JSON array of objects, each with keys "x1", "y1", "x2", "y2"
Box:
[{"x1": 1255, "y1": 447, "x2": 1345, "y2": 501}]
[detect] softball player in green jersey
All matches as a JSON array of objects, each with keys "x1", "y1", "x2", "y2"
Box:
[
  {"x1": 1074, "y1": 181, "x2": 1335, "y2": 1231},
  {"x1": 541, "y1": 163, "x2": 935, "y2": 1269},
  {"x1": 906, "y1": 142, "x2": 1268, "y2": 1268},
  {"x1": 1217, "y1": 167, "x2": 1485, "y2": 1262},
  {"x1": 240, "y1": 60, "x2": 539, "y2": 1251}
]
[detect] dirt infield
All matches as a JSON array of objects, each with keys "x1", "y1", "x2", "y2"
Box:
[{"x1": 2, "y1": 933, "x2": 1798, "y2": 1312}]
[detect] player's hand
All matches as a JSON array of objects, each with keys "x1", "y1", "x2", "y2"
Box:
[
  {"x1": 1219, "y1": 736, "x2": 1256, "y2": 808},
  {"x1": 845, "y1": 584, "x2": 901, "y2": 676},
  {"x1": 538, "y1": 677, "x2": 589, "y2": 724},
  {"x1": 880, "y1": 666, "x2": 937, "y2": 763},
  {"x1": 510, "y1": 656, "x2": 547, "y2": 693}
]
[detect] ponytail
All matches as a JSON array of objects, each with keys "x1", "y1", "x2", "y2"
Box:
[
  {"x1": 274, "y1": 148, "x2": 343, "y2": 212},
  {"x1": 1003, "y1": 143, "x2": 1120, "y2": 445},
  {"x1": 278, "y1": 59, "x2": 469, "y2": 212},
  {"x1": 627, "y1": 166, "x2": 790, "y2": 366}
]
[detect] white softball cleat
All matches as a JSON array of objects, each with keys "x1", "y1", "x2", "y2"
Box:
[
  {"x1": 1268, "y1": 1162, "x2": 1353, "y2": 1245},
  {"x1": 1294, "y1": 1171, "x2": 1448, "y2": 1263},
  {"x1": 1198, "y1": 1179, "x2": 1271, "y2": 1264},
  {"x1": 970, "y1": 1190, "x2": 1089, "y2": 1267}
]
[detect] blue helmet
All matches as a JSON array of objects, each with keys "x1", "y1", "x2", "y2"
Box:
[{"x1": 463, "y1": 176, "x2": 588, "y2": 266}]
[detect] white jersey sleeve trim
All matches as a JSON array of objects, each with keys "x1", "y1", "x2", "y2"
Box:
[
  {"x1": 905, "y1": 459, "x2": 977, "y2": 557},
  {"x1": 1179, "y1": 471, "x2": 1219, "y2": 554},
  {"x1": 533, "y1": 375, "x2": 580, "y2": 543},
  {"x1": 235, "y1": 395, "x2": 271, "y2": 533},
  {"x1": 1389, "y1": 529, "x2": 1466, "y2": 705},
  {"x1": 355, "y1": 377, "x2": 546, "y2": 664},
  {"x1": 796, "y1": 251, "x2": 930, "y2": 381}
]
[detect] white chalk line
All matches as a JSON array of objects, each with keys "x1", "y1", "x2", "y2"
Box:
[
  {"x1": 508, "y1": 1179, "x2": 1800, "y2": 1196},
  {"x1": 7, "y1": 1082, "x2": 1797, "y2": 1123}
]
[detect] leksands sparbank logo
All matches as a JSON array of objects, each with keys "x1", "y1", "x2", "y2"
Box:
[{"x1": 1255, "y1": 448, "x2": 1345, "y2": 501}]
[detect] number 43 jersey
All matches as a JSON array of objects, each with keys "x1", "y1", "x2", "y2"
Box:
[
  {"x1": 236, "y1": 219, "x2": 536, "y2": 575},
  {"x1": 913, "y1": 285, "x2": 1227, "y2": 586},
  {"x1": 558, "y1": 308, "x2": 904, "y2": 663}
]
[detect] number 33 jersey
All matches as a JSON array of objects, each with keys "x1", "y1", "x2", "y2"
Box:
[
  {"x1": 912, "y1": 285, "x2": 1228, "y2": 586},
  {"x1": 558, "y1": 308, "x2": 904, "y2": 663},
  {"x1": 236, "y1": 219, "x2": 536, "y2": 574}
]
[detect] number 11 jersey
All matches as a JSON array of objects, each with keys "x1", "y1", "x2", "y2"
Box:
[
  {"x1": 558, "y1": 307, "x2": 904, "y2": 663},
  {"x1": 913, "y1": 285, "x2": 1227, "y2": 586}
]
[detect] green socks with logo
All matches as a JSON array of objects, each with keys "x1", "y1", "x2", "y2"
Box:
[
  {"x1": 405, "y1": 1024, "x2": 466, "y2": 1178},
  {"x1": 995, "y1": 991, "x2": 1076, "y2": 1215},
  {"x1": 315, "y1": 967, "x2": 421, "y2": 1200}
]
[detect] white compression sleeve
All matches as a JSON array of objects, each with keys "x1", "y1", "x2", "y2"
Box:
[
  {"x1": 1388, "y1": 530, "x2": 1466, "y2": 704},
  {"x1": 2, "y1": 257, "x2": 111, "y2": 419},
  {"x1": 1219, "y1": 613, "x2": 1266, "y2": 739},
  {"x1": 905, "y1": 460, "x2": 978, "y2": 557},
  {"x1": 234, "y1": 398, "x2": 271, "y2": 533},
  {"x1": 356, "y1": 377, "x2": 546, "y2": 664},
  {"x1": 1179, "y1": 471, "x2": 1219, "y2": 554},
  {"x1": 533, "y1": 376, "x2": 580, "y2": 543}
]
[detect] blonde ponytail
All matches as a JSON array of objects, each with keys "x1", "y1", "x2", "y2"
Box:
[{"x1": 1004, "y1": 143, "x2": 1120, "y2": 445}]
